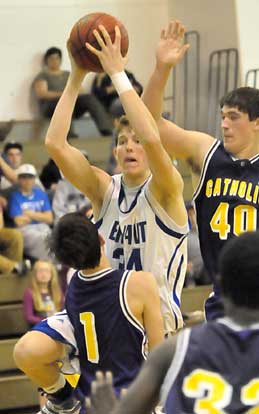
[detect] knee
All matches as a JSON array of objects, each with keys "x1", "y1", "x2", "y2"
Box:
[{"x1": 13, "y1": 334, "x2": 36, "y2": 371}]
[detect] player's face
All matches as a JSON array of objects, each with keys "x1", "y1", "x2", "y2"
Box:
[
  {"x1": 115, "y1": 127, "x2": 150, "y2": 182},
  {"x1": 221, "y1": 106, "x2": 258, "y2": 156},
  {"x1": 46, "y1": 53, "x2": 62, "y2": 71}
]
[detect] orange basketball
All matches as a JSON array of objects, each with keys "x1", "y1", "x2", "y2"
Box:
[{"x1": 69, "y1": 12, "x2": 129, "y2": 72}]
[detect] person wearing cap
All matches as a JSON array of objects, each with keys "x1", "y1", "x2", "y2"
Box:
[{"x1": 8, "y1": 164, "x2": 53, "y2": 260}]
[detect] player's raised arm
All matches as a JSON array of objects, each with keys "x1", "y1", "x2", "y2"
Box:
[
  {"x1": 86, "y1": 25, "x2": 187, "y2": 225},
  {"x1": 142, "y1": 20, "x2": 214, "y2": 167},
  {"x1": 45, "y1": 42, "x2": 111, "y2": 216}
]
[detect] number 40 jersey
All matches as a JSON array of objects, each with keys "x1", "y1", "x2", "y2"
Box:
[
  {"x1": 194, "y1": 140, "x2": 259, "y2": 284},
  {"x1": 96, "y1": 174, "x2": 188, "y2": 333}
]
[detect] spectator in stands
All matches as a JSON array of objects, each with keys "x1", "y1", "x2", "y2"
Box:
[
  {"x1": 52, "y1": 178, "x2": 91, "y2": 226},
  {"x1": 92, "y1": 70, "x2": 143, "y2": 119},
  {"x1": 8, "y1": 164, "x2": 53, "y2": 260},
  {"x1": 0, "y1": 153, "x2": 17, "y2": 188},
  {"x1": 0, "y1": 205, "x2": 30, "y2": 276},
  {"x1": 39, "y1": 158, "x2": 62, "y2": 191},
  {"x1": 1, "y1": 141, "x2": 43, "y2": 190},
  {"x1": 23, "y1": 260, "x2": 63, "y2": 327},
  {"x1": 185, "y1": 202, "x2": 209, "y2": 286},
  {"x1": 52, "y1": 150, "x2": 91, "y2": 225},
  {"x1": 33, "y1": 46, "x2": 113, "y2": 138}
]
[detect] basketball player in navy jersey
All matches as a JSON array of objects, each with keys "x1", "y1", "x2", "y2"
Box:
[
  {"x1": 44, "y1": 26, "x2": 188, "y2": 334},
  {"x1": 14, "y1": 212, "x2": 164, "y2": 414},
  {"x1": 142, "y1": 20, "x2": 259, "y2": 320},
  {"x1": 87, "y1": 231, "x2": 259, "y2": 414}
]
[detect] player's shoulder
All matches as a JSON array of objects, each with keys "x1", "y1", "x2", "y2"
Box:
[{"x1": 127, "y1": 271, "x2": 157, "y2": 295}]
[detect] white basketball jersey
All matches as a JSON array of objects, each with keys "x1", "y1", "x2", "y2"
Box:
[{"x1": 96, "y1": 174, "x2": 188, "y2": 333}]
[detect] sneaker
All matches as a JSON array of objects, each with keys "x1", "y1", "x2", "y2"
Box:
[{"x1": 37, "y1": 395, "x2": 81, "y2": 414}]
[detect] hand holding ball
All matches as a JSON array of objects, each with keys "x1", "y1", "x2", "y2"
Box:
[{"x1": 69, "y1": 12, "x2": 129, "y2": 72}]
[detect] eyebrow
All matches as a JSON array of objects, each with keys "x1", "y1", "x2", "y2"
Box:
[{"x1": 221, "y1": 110, "x2": 241, "y2": 116}]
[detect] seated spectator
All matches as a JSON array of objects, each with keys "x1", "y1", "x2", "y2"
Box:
[
  {"x1": 33, "y1": 46, "x2": 113, "y2": 138},
  {"x1": 0, "y1": 205, "x2": 30, "y2": 276},
  {"x1": 8, "y1": 164, "x2": 53, "y2": 260},
  {"x1": 39, "y1": 157, "x2": 62, "y2": 191},
  {"x1": 23, "y1": 259, "x2": 63, "y2": 327},
  {"x1": 0, "y1": 153, "x2": 17, "y2": 188},
  {"x1": 52, "y1": 177, "x2": 91, "y2": 226},
  {"x1": 1, "y1": 141, "x2": 42, "y2": 190},
  {"x1": 185, "y1": 201, "x2": 210, "y2": 286},
  {"x1": 92, "y1": 70, "x2": 143, "y2": 119}
]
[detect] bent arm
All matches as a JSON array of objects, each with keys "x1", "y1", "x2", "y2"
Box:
[
  {"x1": 45, "y1": 64, "x2": 111, "y2": 214},
  {"x1": 0, "y1": 157, "x2": 17, "y2": 184},
  {"x1": 34, "y1": 79, "x2": 62, "y2": 100}
]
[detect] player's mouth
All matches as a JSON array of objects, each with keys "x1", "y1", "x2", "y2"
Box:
[{"x1": 124, "y1": 156, "x2": 137, "y2": 164}]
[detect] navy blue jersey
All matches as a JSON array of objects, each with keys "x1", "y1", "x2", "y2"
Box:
[
  {"x1": 194, "y1": 140, "x2": 259, "y2": 285},
  {"x1": 65, "y1": 268, "x2": 146, "y2": 397},
  {"x1": 161, "y1": 318, "x2": 259, "y2": 414}
]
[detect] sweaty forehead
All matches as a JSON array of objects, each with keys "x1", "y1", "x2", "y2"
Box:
[{"x1": 118, "y1": 126, "x2": 135, "y2": 139}]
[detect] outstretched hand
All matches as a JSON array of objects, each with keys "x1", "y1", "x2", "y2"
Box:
[
  {"x1": 156, "y1": 20, "x2": 190, "y2": 69},
  {"x1": 85, "y1": 371, "x2": 124, "y2": 414},
  {"x1": 86, "y1": 25, "x2": 128, "y2": 76}
]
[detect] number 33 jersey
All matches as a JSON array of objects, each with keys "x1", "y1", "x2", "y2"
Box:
[
  {"x1": 96, "y1": 174, "x2": 188, "y2": 333},
  {"x1": 194, "y1": 140, "x2": 259, "y2": 285}
]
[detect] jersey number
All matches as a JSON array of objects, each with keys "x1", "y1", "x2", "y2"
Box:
[
  {"x1": 210, "y1": 202, "x2": 257, "y2": 240},
  {"x1": 183, "y1": 369, "x2": 259, "y2": 413},
  {"x1": 80, "y1": 312, "x2": 99, "y2": 363},
  {"x1": 113, "y1": 247, "x2": 143, "y2": 270}
]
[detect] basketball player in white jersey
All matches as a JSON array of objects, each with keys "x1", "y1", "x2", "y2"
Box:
[{"x1": 45, "y1": 26, "x2": 188, "y2": 333}]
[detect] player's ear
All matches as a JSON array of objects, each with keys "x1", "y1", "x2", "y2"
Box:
[
  {"x1": 254, "y1": 118, "x2": 259, "y2": 130},
  {"x1": 113, "y1": 145, "x2": 118, "y2": 160}
]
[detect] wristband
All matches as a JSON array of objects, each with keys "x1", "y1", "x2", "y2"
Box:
[{"x1": 110, "y1": 71, "x2": 133, "y2": 95}]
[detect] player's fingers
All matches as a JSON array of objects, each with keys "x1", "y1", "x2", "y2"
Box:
[
  {"x1": 120, "y1": 388, "x2": 127, "y2": 397},
  {"x1": 98, "y1": 25, "x2": 113, "y2": 47},
  {"x1": 95, "y1": 371, "x2": 104, "y2": 385},
  {"x1": 179, "y1": 24, "x2": 186, "y2": 39},
  {"x1": 167, "y1": 21, "x2": 175, "y2": 38},
  {"x1": 178, "y1": 43, "x2": 190, "y2": 59},
  {"x1": 104, "y1": 371, "x2": 113, "y2": 384},
  {"x1": 91, "y1": 380, "x2": 97, "y2": 394},
  {"x1": 114, "y1": 26, "x2": 122, "y2": 51},
  {"x1": 85, "y1": 397, "x2": 92, "y2": 410},
  {"x1": 172, "y1": 20, "x2": 180, "y2": 37},
  {"x1": 160, "y1": 28, "x2": 166, "y2": 39},
  {"x1": 93, "y1": 29, "x2": 106, "y2": 49},
  {"x1": 85, "y1": 42, "x2": 100, "y2": 57}
]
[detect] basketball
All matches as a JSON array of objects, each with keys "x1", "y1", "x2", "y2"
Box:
[{"x1": 69, "y1": 12, "x2": 129, "y2": 72}]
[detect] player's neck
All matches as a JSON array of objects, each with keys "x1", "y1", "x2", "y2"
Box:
[
  {"x1": 81, "y1": 255, "x2": 111, "y2": 277},
  {"x1": 232, "y1": 142, "x2": 259, "y2": 160},
  {"x1": 122, "y1": 170, "x2": 150, "y2": 188},
  {"x1": 224, "y1": 299, "x2": 259, "y2": 325}
]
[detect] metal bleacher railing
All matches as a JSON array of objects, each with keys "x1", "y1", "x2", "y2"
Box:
[
  {"x1": 207, "y1": 48, "x2": 239, "y2": 138},
  {"x1": 163, "y1": 30, "x2": 201, "y2": 130},
  {"x1": 245, "y1": 69, "x2": 259, "y2": 88}
]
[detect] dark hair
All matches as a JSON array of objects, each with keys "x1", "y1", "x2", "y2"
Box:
[
  {"x1": 220, "y1": 87, "x2": 259, "y2": 121},
  {"x1": 48, "y1": 212, "x2": 101, "y2": 269},
  {"x1": 114, "y1": 115, "x2": 131, "y2": 145},
  {"x1": 44, "y1": 47, "x2": 62, "y2": 64},
  {"x1": 3, "y1": 141, "x2": 23, "y2": 153},
  {"x1": 219, "y1": 231, "x2": 259, "y2": 308}
]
